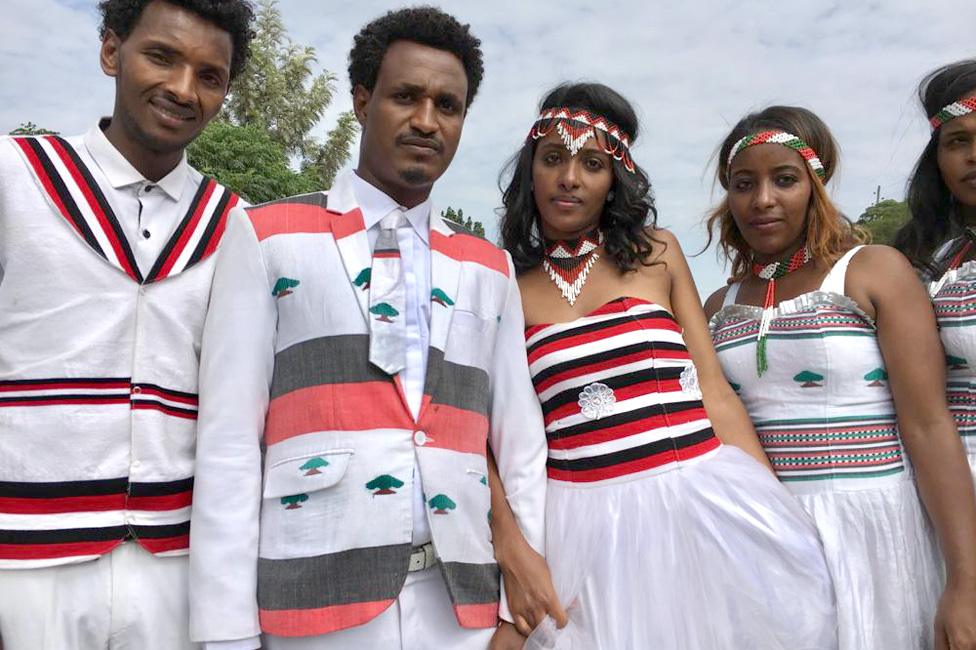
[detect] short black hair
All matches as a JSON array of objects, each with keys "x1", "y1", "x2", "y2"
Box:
[
  {"x1": 500, "y1": 82, "x2": 660, "y2": 274},
  {"x1": 348, "y1": 6, "x2": 484, "y2": 107},
  {"x1": 98, "y1": 0, "x2": 255, "y2": 81}
]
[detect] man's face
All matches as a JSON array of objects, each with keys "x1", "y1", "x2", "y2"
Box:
[
  {"x1": 353, "y1": 40, "x2": 469, "y2": 207},
  {"x1": 101, "y1": 0, "x2": 232, "y2": 156}
]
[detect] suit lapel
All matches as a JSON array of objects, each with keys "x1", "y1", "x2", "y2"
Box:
[
  {"x1": 421, "y1": 212, "x2": 463, "y2": 415},
  {"x1": 325, "y1": 173, "x2": 372, "y2": 324}
]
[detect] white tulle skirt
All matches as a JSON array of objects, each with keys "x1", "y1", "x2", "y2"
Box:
[
  {"x1": 525, "y1": 445, "x2": 838, "y2": 650},
  {"x1": 794, "y1": 476, "x2": 943, "y2": 649}
]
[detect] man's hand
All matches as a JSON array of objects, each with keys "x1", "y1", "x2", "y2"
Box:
[
  {"x1": 489, "y1": 622, "x2": 526, "y2": 650},
  {"x1": 935, "y1": 583, "x2": 976, "y2": 650},
  {"x1": 495, "y1": 533, "x2": 567, "y2": 636}
]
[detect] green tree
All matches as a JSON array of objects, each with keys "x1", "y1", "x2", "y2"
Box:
[
  {"x1": 428, "y1": 494, "x2": 457, "y2": 514},
  {"x1": 272, "y1": 277, "x2": 300, "y2": 297},
  {"x1": 354, "y1": 268, "x2": 371, "y2": 290},
  {"x1": 299, "y1": 457, "x2": 329, "y2": 475},
  {"x1": 223, "y1": 0, "x2": 357, "y2": 178},
  {"x1": 370, "y1": 303, "x2": 398, "y2": 322},
  {"x1": 8, "y1": 122, "x2": 58, "y2": 136},
  {"x1": 947, "y1": 355, "x2": 969, "y2": 370},
  {"x1": 442, "y1": 206, "x2": 486, "y2": 238},
  {"x1": 188, "y1": 121, "x2": 319, "y2": 203},
  {"x1": 856, "y1": 199, "x2": 910, "y2": 246},
  {"x1": 431, "y1": 288, "x2": 454, "y2": 306},
  {"x1": 280, "y1": 493, "x2": 308, "y2": 509},
  {"x1": 793, "y1": 370, "x2": 824, "y2": 387},
  {"x1": 863, "y1": 368, "x2": 888, "y2": 387},
  {"x1": 366, "y1": 474, "x2": 404, "y2": 495}
]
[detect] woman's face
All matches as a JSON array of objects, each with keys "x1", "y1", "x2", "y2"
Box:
[
  {"x1": 727, "y1": 143, "x2": 814, "y2": 262},
  {"x1": 532, "y1": 128, "x2": 614, "y2": 240},
  {"x1": 936, "y1": 102, "x2": 976, "y2": 219}
]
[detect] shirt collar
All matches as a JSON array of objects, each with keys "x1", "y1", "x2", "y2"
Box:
[
  {"x1": 350, "y1": 170, "x2": 430, "y2": 244},
  {"x1": 82, "y1": 119, "x2": 188, "y2": 201}
]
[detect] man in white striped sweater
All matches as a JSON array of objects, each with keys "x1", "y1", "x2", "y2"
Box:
[{"x1": 0, "y1": 1, "x2": 253, "y2": 648}]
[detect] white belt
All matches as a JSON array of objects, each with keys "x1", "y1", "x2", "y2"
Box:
[{"x1": 408, "y1": 542, "x2": 438, "y2": 572}]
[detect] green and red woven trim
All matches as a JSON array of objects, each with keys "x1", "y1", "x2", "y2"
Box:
[
  {"x1": 528, "y1": 107, "x2": 636, "y2": 173},
  {"x1": 929, "y1": 96, "x2": 976, "y2": 131},
  {"x1": 727, "y1": 130, "x2": 826, "y2": 181}
]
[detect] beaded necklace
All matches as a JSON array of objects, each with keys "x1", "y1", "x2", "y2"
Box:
[
  {"x1": 751, "y1": 246, "x2": 812, "y2": 376},
  {"x1": 542, "y1": 228, "x2": 603, "y2": 306}
]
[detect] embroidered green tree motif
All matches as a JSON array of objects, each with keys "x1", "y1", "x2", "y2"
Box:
[
  {"x1": 366, "y1": 474, "x2": 404, "y2": 495},
  {"x1": 354, "y1": 267, "x2": 371, "y2": 291},
  {"x1": 281, "y1": 493, "x2": 308, "y2": 509},
  {"x1": 370, "y1": 302, "x2": 399, "y2": 323},
  {"x1": 272, "y1": 277, "x2": 300, "y2": 297},
  {"x1": 947, "y1": 355, "x2": 969, "y2": 371},
  {"x1": 793, "y1": 370, "x2": 824, "y2": 388},
  {"x1": 728, "y1": 381, "x2": 741, "y2": 393},
  {"x1": 480, "y1": 475, "x2": 488, "y2": 486},
  {"x1": 431, "y1": 288, "x2": 454, "y2": 307},
  {"x1": 299, "y1": 457, "x2": 329, "y2": 476},
  {"x1": 864, "y1": 368, "x2": 888, "y2": 387},
  {"x1": 428, "y1": 494, "x2": 456, "y2": 515}
]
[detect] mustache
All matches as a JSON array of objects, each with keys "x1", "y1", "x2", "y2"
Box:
[{"x1": 397, "y1": 134, "x2": 442, "y2": 152}]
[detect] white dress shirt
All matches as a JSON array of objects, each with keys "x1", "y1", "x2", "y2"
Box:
[{"x1": 82, "y1": 119, "x2": 199, "y2": 275}]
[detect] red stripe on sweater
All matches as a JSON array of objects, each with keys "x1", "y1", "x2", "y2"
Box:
[
  {"x1": 0, "y1": 493, "x2": 125, "y2": 514},
  {"x1": 248, "y1": 203, "x2": 334, "y2": 241},
  {"x1": 154, "y1": 178, "x2": 215, "y2": 280},
  {"x1": 0, "y1": 539, "x2": 121, "y2": 561},
  {"x1": 547, "y1": 436, "x2": 720, "y2": 483},
  {"x1": 260, "y1": 599, "x2": 394, "y2": 637},
  {"x1": 548, "y1": 407, "x2": 709, "y2": 451},
  {"x1": 431, "y1": 231, "x2": 509, "y2": 276}
]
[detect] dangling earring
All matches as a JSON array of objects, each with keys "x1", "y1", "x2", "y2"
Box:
[{"x1": 606, "y1": 190, "x2": 615, "y2": 203}]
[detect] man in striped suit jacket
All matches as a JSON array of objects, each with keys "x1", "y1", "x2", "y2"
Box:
[{"x1": 188, "y1": 8, "x2": 548, "y2": 650}]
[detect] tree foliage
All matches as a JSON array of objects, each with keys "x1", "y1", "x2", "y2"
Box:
[
  {"x1": 441, "y1": 206, "x2": 486, "y2": 238},
  {"x1": 856, "y1": 199, "x2": 910, "y2": 246},
  {"x1": 8, "y1": 122, "x2": 58, "y2": 136},
  {"x1": 188, "y1": 0, "x2": 357, "y2": 202}
]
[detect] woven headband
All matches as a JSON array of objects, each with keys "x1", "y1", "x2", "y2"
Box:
[
  {"x1": 528, "y1": 107, "x2": 636, "y2": 173},
  {"x1": 727, "y1": 130, "x2": 826, "y2": 181},
  {"x1": 929, "y1": 96, "x2": 976, "y2": 131}
]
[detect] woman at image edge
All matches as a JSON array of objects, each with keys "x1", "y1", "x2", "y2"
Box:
[
  {"x1": 704, "y1": 105, "x2": 976, "y2": 649},
  {"x1": 486, "y1": 82, "x2": 837, "y2": 650},
  {"x1": 895, "y1": 59, "x2": 976, "y2": 485}
]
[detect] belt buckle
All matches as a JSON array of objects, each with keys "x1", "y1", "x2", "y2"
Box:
[{"x1": 408, "y1": 542, "x2": 436, "y2": 572}]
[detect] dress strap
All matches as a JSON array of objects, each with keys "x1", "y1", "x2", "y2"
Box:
[
  {"x1": 818, "y1": 245, "x2": 865, "y2": 296},
  {"x1": 722, "y1": 281, "x2": 742, "y2": 306}
]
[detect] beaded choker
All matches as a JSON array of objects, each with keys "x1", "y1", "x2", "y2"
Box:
[
  {"x1": 751, "y1": 247, "x2": 812, "y2": 376},
  {"x1": 543, "y1": 228, "x2": 603, "y2": 306}
]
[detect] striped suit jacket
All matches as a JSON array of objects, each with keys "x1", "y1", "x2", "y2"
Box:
[
  {"x1": 189, "y1": 172, "x2": 548, "y2": 640},
  {"x1": 0, "y1": 134, "x2": 238, "y2": 567}
]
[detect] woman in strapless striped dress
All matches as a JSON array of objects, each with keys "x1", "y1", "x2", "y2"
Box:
[{"x1": 487, "y1": 83, "x2": 836, "y2": 650}]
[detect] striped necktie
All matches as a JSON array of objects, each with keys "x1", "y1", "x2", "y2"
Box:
[{"x1": 368, "y1": 210, "x2": 407, "y2": 375}]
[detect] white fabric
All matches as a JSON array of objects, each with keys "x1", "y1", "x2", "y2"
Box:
[
  {"x1": 0, "y1": 542, "x2": 198, "y2": 650},
  {"x1": 352, "y1": 171, "x2": 432, "y2": 545},
  {"x1": 261, "y1": 566, "x2": 494, "y2": 650},
  {"x1": 818, "y1": 245, "x2": 863, "y2": 294},
  {"x1": 526, "y1": 445, "x2": 838, "y2": 650},
  {"x1": 83, "y1": 121, "x2": 197, "y2": 274}
]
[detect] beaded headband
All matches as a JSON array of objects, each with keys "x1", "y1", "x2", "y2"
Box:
[
  {"x1": 929, "y1": 96, "x2": 976, "y2": 131},
  {"x1": 528, "y1": 107, "x2": 636, "y2": 173},
  {"x1": 726, "y1": 130, "x2": 826, "y2": 181}
]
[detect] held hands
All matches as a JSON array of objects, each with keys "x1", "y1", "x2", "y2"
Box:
[
  {"x1": 935, "y1": 582, "x2": 976, "y2": 649},
  {"x1": 489, "y1": 622, "x2": 527, "y2": 650},
  {"x1": 494, "y1": 533, "x2": 568, "y2": 636}
]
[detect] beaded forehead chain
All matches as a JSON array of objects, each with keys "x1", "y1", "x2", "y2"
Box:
[
  {"x1": 929, "y1": 96, "x2": 976, "y2": 131},
  {"x1": 528, "y1": 107, "x2": 636, "y2": 173},
  {"x1": 727, "y1": 130, "x2": 826, "y2": 181}
]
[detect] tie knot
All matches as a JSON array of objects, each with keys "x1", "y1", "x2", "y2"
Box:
[{"x1": 380, "y1": 210, "x2": 406, "y2": 231}]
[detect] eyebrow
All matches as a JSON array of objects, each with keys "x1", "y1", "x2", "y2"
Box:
[{"x1": 730, "y1": 163, "x2": 803, "y2": 175}]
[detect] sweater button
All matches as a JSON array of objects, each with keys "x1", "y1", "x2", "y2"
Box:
[{"x1": 414, "y1": 431, "x2": 427, "y2": 446}]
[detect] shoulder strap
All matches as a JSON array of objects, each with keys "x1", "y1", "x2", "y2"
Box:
[
  {"x1": 819, "y1": 245, "x2": 865, "y2": 295},
  {"x1": 722, "y1": 281, "x2": 742, "y2": 306}
]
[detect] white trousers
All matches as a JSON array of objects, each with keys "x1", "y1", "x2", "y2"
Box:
[
  {"x1": 265, "y1": 566, "x2": 494, "y2": 650},
  {"x1": 0, "y1": 542, "x2": 197, "y2": 650}
]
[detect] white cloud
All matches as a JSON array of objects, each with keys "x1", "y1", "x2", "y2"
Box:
[{"x1": 2, "y1": 0, "x2": 973, "y2": 294}]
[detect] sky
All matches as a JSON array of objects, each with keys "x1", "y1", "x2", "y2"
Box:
[{"x1": 2, "y1": 0, "x2": 974, "y2": 293}]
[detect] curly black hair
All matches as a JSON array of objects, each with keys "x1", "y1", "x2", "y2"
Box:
[
  {"x1": 893, "y1": 59, "x2": 976, "y2": 275},
  {"x1": 98, "y1": 0, "x2": 255, "y2": 81},
  {"x1": 500, "y1": 82, "x2": 660, "y2": 275},
  {"x1": 348, "y1": 6, "x2": 484, "y2": 107}
]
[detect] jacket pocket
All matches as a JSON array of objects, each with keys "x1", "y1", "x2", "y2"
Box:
[{"x1": 263, "y1": 449, "x2": 354, "y2": 500}]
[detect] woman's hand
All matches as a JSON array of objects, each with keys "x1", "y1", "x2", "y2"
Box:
[
  {"x1": 494, "y1": 531, "x2": 568, "y2": 635},
  {"x1": 489, "y1": 622, "x2": 527, "y2": 650},
  {"x1": 935, "y1": 582, "x2": 976, "y2": 650}
]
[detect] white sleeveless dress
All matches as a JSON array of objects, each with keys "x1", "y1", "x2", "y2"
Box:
[{"x1": 711, "y1": 247, "x2": 944, "y2": 649}]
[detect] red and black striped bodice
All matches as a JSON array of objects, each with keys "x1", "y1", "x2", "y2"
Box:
[{"x1": 524, "y1": 297, "x2": 720, "y2": 483}]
